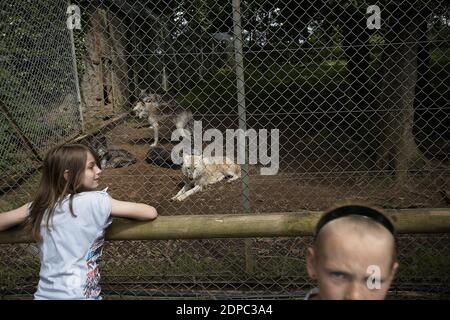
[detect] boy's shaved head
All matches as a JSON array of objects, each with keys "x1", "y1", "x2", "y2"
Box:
[
  {"x1": 315, "y1": 215, "x2": 397, "y2": 266},
  {"x1": 307, "y1": 205, "x2": 399, "y2": 300}
]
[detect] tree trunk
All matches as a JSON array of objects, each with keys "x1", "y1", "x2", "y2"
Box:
[{"x1": 377, "y1": 2, "x2": 424, "y2": 184}]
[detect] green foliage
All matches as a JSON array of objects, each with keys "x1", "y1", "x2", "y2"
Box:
[
  {"x1": 0, "y1": 1, "x2": 83, "y2": 183},
  {"x1": 396, "y1": 250, "x2": 450, "y2": 283},
  {"x1": 180, "y1": 58, "x2": 348, "y2": 115}
]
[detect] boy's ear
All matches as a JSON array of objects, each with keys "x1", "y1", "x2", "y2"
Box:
[
  {"x1": 306, "y1": 247, "x2": 317, "y2": 280},
  {"x1": 390, "y1": 261, "x2": 399, "y2": 279},
  {"x1": 63, "y1": 170, "x2": 69, "y2": 181}
]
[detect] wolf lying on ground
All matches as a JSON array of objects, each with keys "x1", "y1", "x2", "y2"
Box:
[
  {"x1": 87, "y1": 134, "x2": 137, "y2": 169},
  {"x1": 171, "y1": 154, "x2": 241, "y2": 201},
  {"x1": 133, "y1": 91, "x2": 193, "y2": 147}
]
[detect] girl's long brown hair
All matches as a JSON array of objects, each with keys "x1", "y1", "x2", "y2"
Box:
[{"x1": 29, "y1": 144, "x2": 101, "y2": 241}]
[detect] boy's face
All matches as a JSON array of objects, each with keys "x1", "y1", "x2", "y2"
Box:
[{"x1": 307, "y1": 227, "x2": 398, "y2": 300}]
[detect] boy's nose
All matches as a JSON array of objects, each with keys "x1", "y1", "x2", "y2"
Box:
[{"x1": 345, "y1": 282, "x2": 364, "y2": 300}]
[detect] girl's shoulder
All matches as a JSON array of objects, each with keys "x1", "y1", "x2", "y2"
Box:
[
  {"x1": 75, "y1": 188, "x2": 110, "y2": 200},
  {"x1": 71, "y1": 188, "x2": 112, "y2": 226},
  {"x1": 62, "y1": 188, "x2": 111, "y2": 211}
]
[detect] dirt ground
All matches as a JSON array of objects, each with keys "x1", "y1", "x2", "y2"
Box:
[{"x1": 97, "y1": 117, "x2": 450, "y2": 216}]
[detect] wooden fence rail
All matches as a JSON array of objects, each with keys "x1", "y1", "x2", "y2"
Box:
[{"x1": 1, "y1": 208, "x2": 449, "y2": 244}]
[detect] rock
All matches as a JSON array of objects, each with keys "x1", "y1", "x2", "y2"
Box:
[{"x1": 145, "y1": 146, "x2": 181, "y2": 169}]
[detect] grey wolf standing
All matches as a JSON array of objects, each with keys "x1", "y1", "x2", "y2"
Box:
[{"x1": 133, "y1": 91, "x2": 193, "y2": 147}]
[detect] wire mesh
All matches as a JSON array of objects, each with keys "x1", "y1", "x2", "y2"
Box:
[
  {"x1": 0, "y1": 0, "x2": 83, "y2": 195},
  {"x1": 0, "y1": 0, "x2": 449, "y2": 299}
]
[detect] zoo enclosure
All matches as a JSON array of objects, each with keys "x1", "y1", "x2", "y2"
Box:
[{"x1": 0, "y1": 0, "x2": 449, "y2": 298}]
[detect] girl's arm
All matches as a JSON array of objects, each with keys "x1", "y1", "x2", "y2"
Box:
[
  {"x1": 0, "y1": 203, "x2": 30, "y2": 232},
  {"x1": 110, "y1": 198, "x2": 158, "y2": 220}
]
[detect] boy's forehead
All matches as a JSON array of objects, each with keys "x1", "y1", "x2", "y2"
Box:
[
  {"x1": 320, "y1": 216, "x2": 393, "y2": 241},
  {"x1": 318, "y1": 227, "x2": 394, "y2": 271}
]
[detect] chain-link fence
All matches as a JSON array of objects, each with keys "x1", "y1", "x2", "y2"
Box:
[
  {"x1": 0, "y1": 0, "x2": 83, "y2": 197},
  {"x1": 1, "y1": 0, "x2": 449, "y2": 299}
]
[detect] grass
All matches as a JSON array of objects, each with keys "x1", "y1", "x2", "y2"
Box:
[
  {"x1": 1, "y1": 240, "x2": 448, "y2": 297},
  {"x1": 396, "y1": 251, "x2": 450, "y2": 283},
  {"x1": 101, "y1": 251, "x2": 307, "y2": 280}
]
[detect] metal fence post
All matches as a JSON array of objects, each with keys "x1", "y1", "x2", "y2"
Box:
[
  {"x1": 232, "y1": 0, "x2": 254, "y2": 274},
  {"x1": 68, "y1": 4, "x2": 85, "y2": 133}
]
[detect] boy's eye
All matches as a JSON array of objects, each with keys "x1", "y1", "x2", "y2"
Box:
[{"x1": 330, "y1": 272, "x2": 346, "y2": 280}]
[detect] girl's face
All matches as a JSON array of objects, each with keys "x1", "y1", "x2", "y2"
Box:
[{"x1": 81, "y1": 151, "x2": 102, "y2": 190}]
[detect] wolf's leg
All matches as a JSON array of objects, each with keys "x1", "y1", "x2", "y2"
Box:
[
  {"x1": 153, "y1": 124, "x2": 159, "y2": 146},
  {"x1": 214, "y1": 174, "x2": 226, "y2": 183},
  {"x1": 171, "y1": 192, "x2": 182, "y2": 201},
  {"x1": 171, "y1": 183, "x2": 191, "y2": 201},
  {"x1": 176, "y1": 185, "x2": 202, "y2": 201},
  {"x1": 148, "y1": 116, "x2": 159, "y2": 147},
  {"x1": 174, "y1": 184, "x2": 188, "y2": 198},
  {"x1": 227, "y1": 175, "x2": 240, "y2": 182}
]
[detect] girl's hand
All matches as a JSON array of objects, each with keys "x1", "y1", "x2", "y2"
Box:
[{"x1": 0, "y1": 203, "x2": 30, "y2": 232}]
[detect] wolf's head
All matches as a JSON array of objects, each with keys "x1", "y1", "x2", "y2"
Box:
[
  {"x1": 132, "y1": 101, "x2": 148, "y2": 119},
  {"x1": 139, "y1": 89, "x2": 150, "y2": 101},
  {"x1": 182, "y1": 154, "x2": 204, "y2": 180},
  {"x1": 139, "y1": 90, "x2": 162, "y2": 104}
]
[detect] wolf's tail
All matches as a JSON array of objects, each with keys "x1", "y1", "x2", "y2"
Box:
[
  {"x1": 175, "y1": 110, "x2": 194, "y2": 133},
  {"x1": 174, "y1": 110, "x2": 201, "y2": 156}
]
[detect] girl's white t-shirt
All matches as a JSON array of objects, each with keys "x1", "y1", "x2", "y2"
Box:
[{"x1": 33, "y1": 190, "x2": 112, "y2": 300}]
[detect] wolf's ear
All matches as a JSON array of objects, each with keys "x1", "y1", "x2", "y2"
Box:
[
  {"x1": 139, "y1": 89, "x2": 147, "y2": 98},
  {"x1": 183, "y1": 154, "x2": 191, "y2": 163}
]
